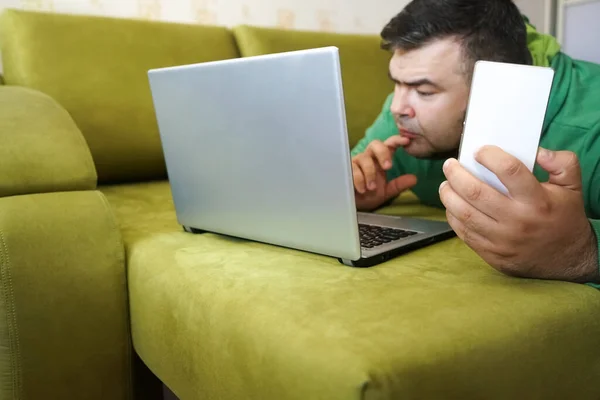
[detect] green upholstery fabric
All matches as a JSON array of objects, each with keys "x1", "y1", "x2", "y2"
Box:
[
  {"x1": 0, "y1": 190, "x2": 132, "y2": 399},
  {"x1": 0, "y1": 86, "x2": 96, "y2": 197},
  {"x1": 0, "y1": 9, "x2": 240, "y2": 184},
  {"x1": 102, "y1": 182, "x2": 600, "y2": 399},
  {"x1": 233, "y1": 25, "x2": 394, "y2": 148},
  {"x1": 101, "y1": 181, "x2": 179, "y2": 245}
]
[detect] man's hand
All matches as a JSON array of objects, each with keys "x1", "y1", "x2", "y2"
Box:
[
  {"x1": 352, "y1": 136, "x2": 417, "y2": 211},
  {"x1": 439, "y1": 145, "x2": 599, "y2": 283}
]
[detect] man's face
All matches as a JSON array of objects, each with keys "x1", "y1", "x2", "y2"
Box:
[{"x1": 388, "y1": 37, "x2": 471, "y2": 159}]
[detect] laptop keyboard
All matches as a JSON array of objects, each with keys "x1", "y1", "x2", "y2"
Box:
[{"x1": 359, "y1": 224, "x2": 418, "y2": 249}]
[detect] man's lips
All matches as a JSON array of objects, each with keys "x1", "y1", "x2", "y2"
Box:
[{"x1": 398, "y1": 128, "x2": 419, "y2": 139}]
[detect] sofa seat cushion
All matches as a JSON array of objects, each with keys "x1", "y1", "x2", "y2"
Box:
[{"x1": 101, "y1": 181, "x2": 600, "y2": 399}]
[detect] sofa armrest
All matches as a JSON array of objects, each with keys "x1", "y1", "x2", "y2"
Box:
[
  {"x1": 0, "y1": 86, "x2": 97, "y2": 197},
  {"x1": 0, "y1": 190, "x2": 132, "y2": 399}
]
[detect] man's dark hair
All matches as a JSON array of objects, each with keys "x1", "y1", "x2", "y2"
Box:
[{"x1": 381, "y1": 0, "x2": 532, "y2": 80}]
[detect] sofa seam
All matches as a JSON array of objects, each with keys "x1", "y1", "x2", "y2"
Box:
[
  {"x1": 95, "y1": 191, "x2": 133, "y2": 400},
  {"x1": 0, "y1": 230, "x2": 22, "y2": 399}
]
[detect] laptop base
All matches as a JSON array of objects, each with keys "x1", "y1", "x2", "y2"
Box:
[
  {"x1": 339, "y1": 229, "x2": 456, "y2": 268},
  {"x1": 183, "y1": 226, "x2": 207, "y2": 234},
  {"x1": 183, "y1": 224, "x2": 456, "y2": 268}
]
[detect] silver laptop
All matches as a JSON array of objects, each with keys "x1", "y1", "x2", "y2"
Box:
[{"x1": 147, "y1": 46, "x2": 455, "y2": 267}]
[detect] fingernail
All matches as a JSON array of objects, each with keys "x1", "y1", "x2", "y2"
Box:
[
  {"x1": 383, "y1": 161, "x2": 392, "y2": 169},
  {"x1": 439, "y1": 181, "x2": 447, "y2": 193},
  {"x1": 368, "y1": 181, "x2": 376, "y2": 190},
  {"x1": 443, "y1": 159, "x2": 452, "y2": 171}
]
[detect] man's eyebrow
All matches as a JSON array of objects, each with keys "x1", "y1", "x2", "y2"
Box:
[{"x1": 387, "y1": 71, "x2": 440, "y2": 89}]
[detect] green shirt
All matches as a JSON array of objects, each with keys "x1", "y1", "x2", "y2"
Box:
[{"x1": 351, "y1": 25, "x2": 600, "y2": 283}]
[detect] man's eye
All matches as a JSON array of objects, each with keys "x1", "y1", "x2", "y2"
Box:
[{"x1": 417, "y1": 91, "x2": 434, "y2": 97}]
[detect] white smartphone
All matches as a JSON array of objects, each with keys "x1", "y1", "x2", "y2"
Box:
[{"x1": 457, "y1": 60, "x2": 555, "y2": 195}]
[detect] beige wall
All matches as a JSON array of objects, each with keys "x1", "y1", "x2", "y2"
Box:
[{"x1": 0, "y1": 0, "x2": 550, "y2": 35}]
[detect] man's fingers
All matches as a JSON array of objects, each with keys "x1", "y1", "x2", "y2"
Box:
[
  {"x1": 384, "y1": 174, "x2": 417, "y2": 201},
  {"x1": 352, "y1": 161, "x2": 367, "y2": 194},
  {"x1": 367, "y1": 141, "x2": 394, "y2": 171},
  {"x1": 445, "y1": 210, "x2": 495, "y2": 257},
  {"x1": 383, "y1": 135, "x2": 410, "y2": 151},
  {"x1": 354, "y1": 156, "x2": 378, "y2": 191},
  {"x1": 475, "y1": 145, "x2": 544, "y2": 202},
  {"x1": 439, "y1": 180, "x2": 498, "y2": 241},
  {"x1": 442, "y1": 158, "x2": 508, "y2": 220},
  {"x1": 537, "y1": 148, "x2": 582, "y2": 191},
  {"x1": 353, "y1": 137, "x2": 408, "y2": 195}
]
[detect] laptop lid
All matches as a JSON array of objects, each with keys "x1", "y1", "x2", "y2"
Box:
[{"x1": 147, "y1": 47, "x2": 362, "y2": 260}]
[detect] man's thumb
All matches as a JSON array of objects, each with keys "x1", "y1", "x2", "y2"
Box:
[
  {"x1": 537, "y1": 148, "x2": 582, "y2": 190},
  {"x1": 385, "y1": 174, "x2": 418, "y2": 201}
]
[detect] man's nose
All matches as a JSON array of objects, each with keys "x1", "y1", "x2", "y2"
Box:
[{"x1": 390, "y1": 90, "x2": 415, "y2": 119}]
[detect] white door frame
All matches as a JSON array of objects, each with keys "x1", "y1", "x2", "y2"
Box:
[{"x1": 555, "y1": 0, "x2": 600, "y2": 42}]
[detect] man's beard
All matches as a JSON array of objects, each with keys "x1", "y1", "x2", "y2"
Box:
[{"x1": 398, "y1": 112, "x2": 465, "y2": 161}]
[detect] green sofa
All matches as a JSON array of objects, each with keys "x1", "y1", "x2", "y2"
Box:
[{"x1": 2, "y1": 8, "x2": 600, "y2": 400}]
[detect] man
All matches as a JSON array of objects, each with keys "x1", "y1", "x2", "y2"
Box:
[{"x1": 351, "y1": 0, "x2": 600, "y2": 285}]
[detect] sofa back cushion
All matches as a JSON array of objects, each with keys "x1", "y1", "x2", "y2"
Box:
[
  {"x1": 233, "y1": 25, "x2": 394, "y2": 148},
  {"x1": 0, "y1": 9, "x2": 240, "y2": 184}
]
